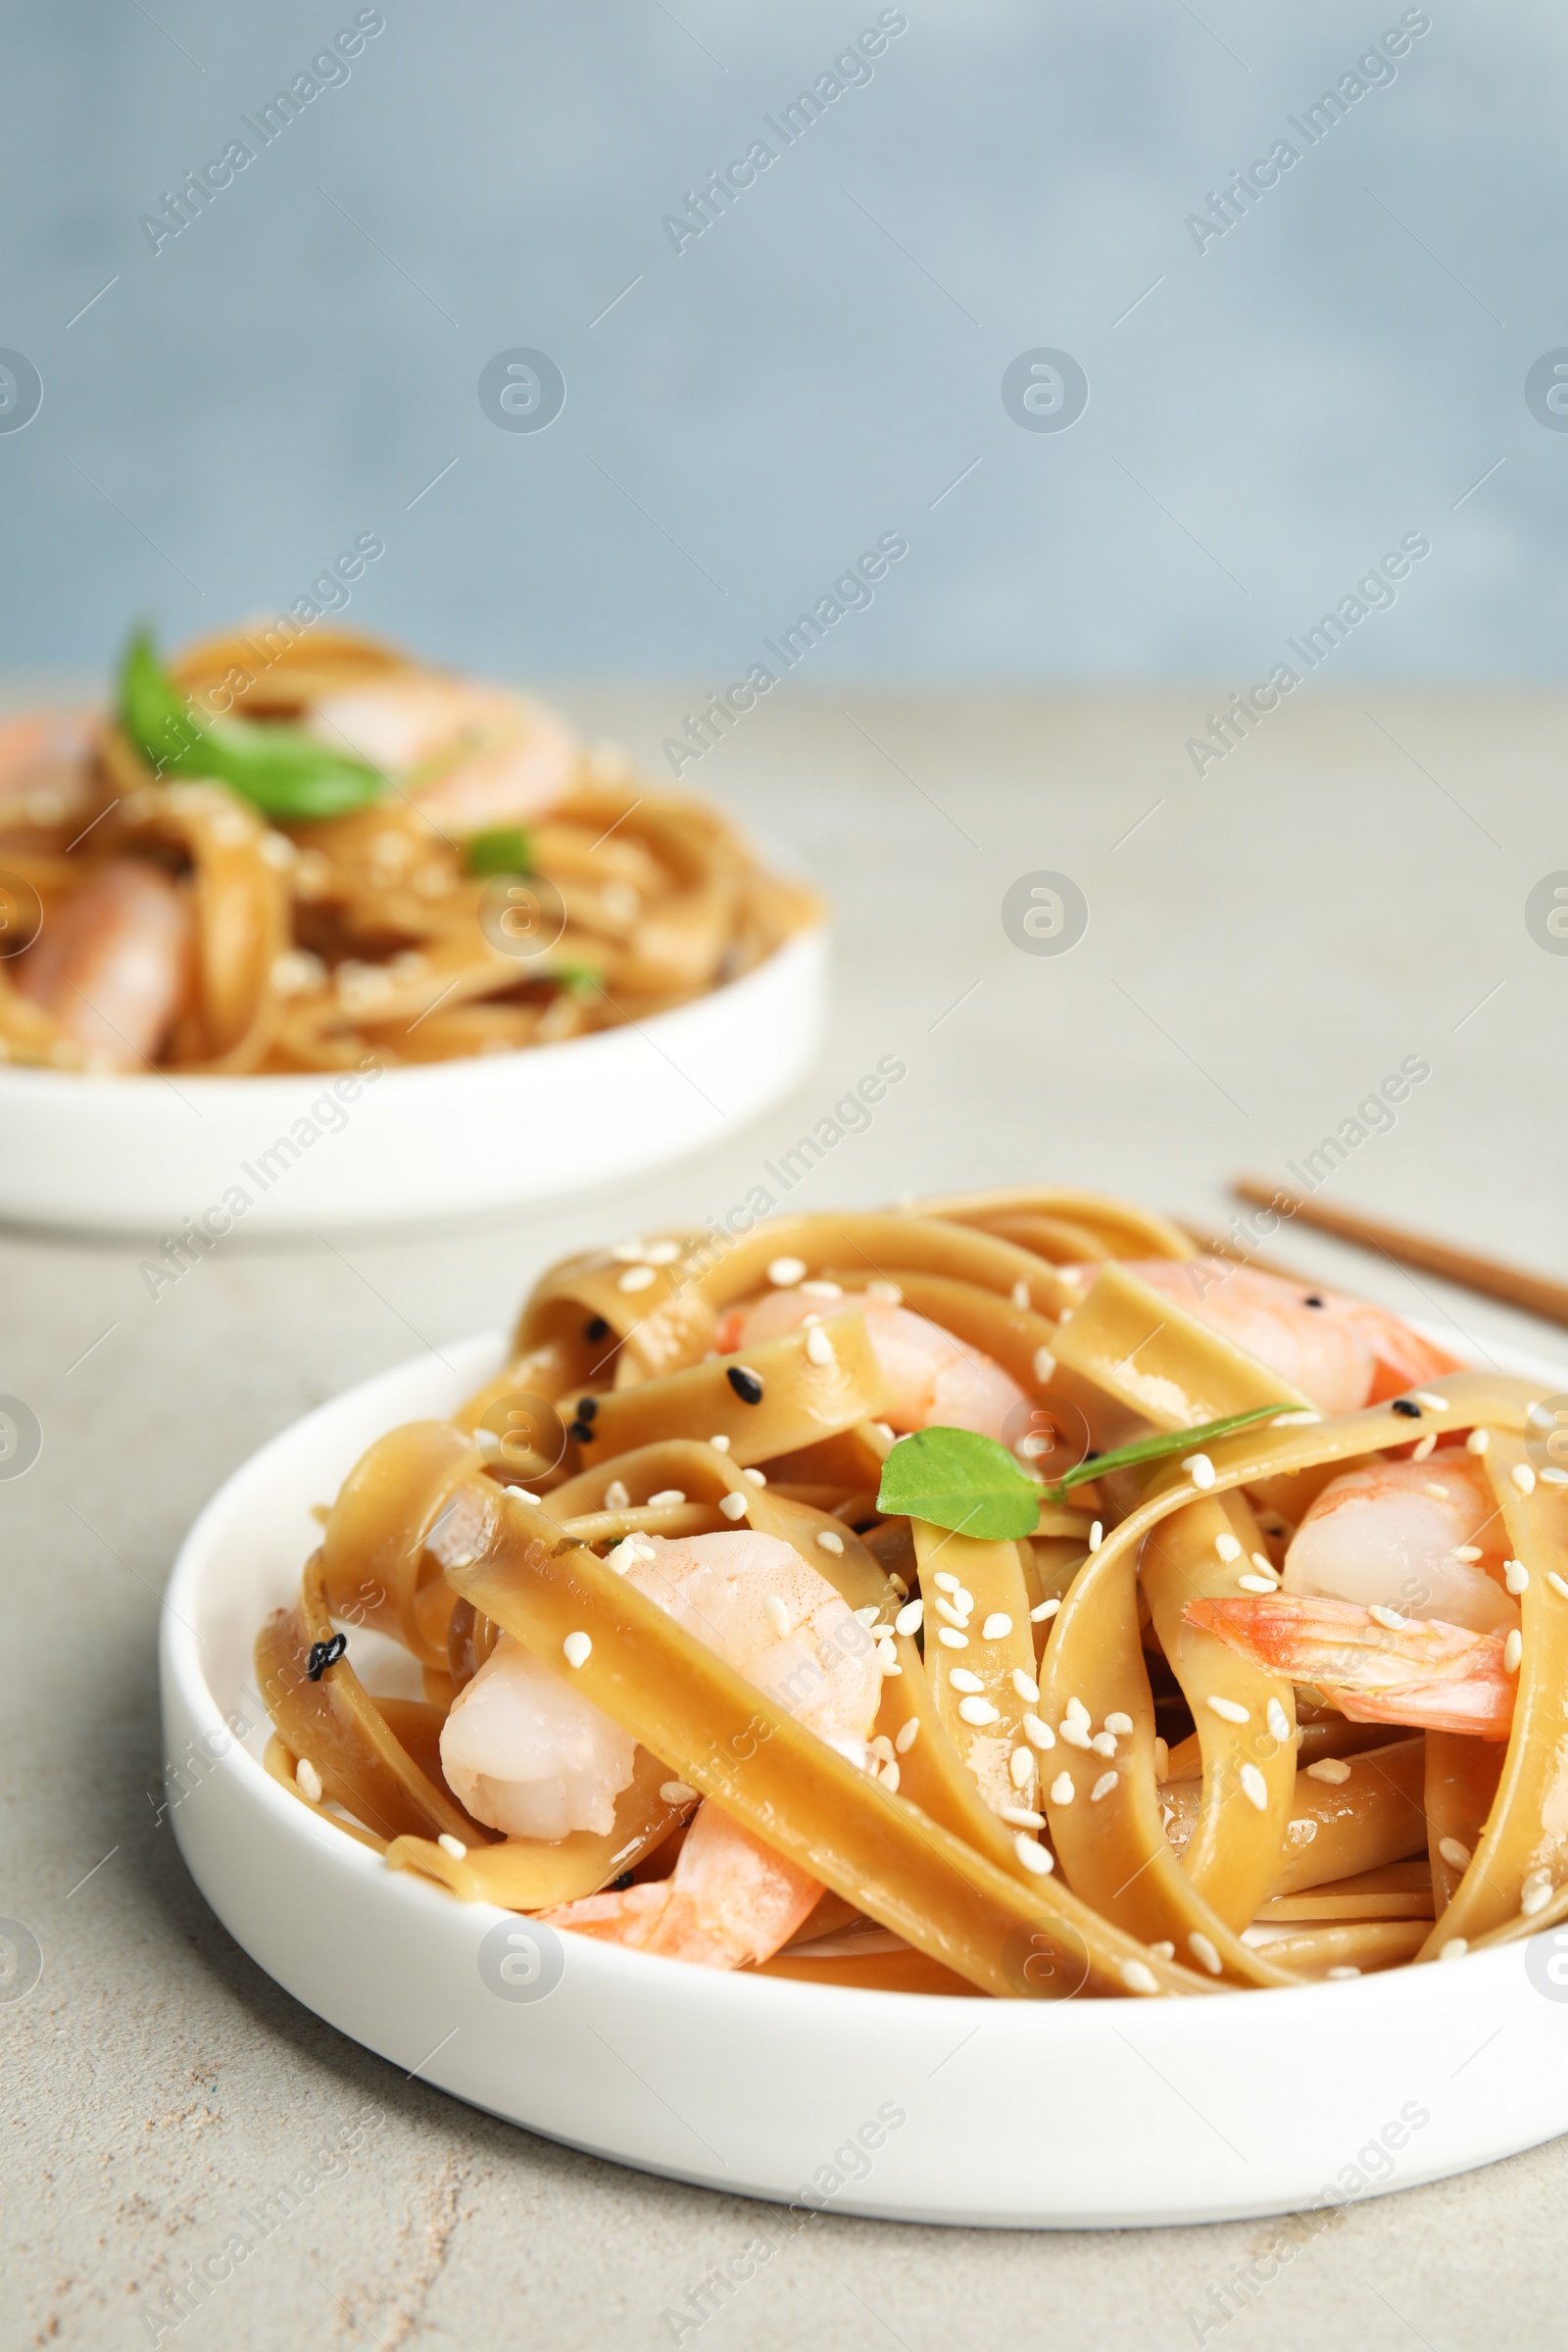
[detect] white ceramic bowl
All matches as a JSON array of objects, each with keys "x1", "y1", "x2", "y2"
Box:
[
  {"x1": 162, "y1": 1326, "x2": 1568, "y2": 2227},
  {"x1": 0, "y1": 923, "x2": 825, "y2": 1235}
]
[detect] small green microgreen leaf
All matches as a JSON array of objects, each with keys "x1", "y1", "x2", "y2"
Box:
[
  {"x1": 875, "y1": 1427, "x2": 1042, "y2": 1541},
  {"x1": 466, "y1": 825, "x2": 533, "y2": 877}
]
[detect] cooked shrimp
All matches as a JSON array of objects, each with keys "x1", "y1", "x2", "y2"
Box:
[
  {"x1": 1283, "y1": 1452, "x2": 1517, "y2": 1635},
  {"x1": 1106, "y1": 1257, "x2": 1461, "y2": 1414},
  {"x1": 1185, "y1": 1592, "x2": 1513, "y2": 1740},
  {"x1": 0, "y1": 712, "x2": 101, "y2": 832},
  {"x1": 537, "y1": 1802, "x2": 823, "y2": 1969},
  {"x1": 439, "y1": 1634, "x2": 636, "y2": 1838},
  {"x1": 308, "y1": 675, "x2": 578, "y2": 832},
  {"x1": 12, "y1": 859, "x2": 190, "y2": 1067},
  {"x1": 718, "y1": 1291, "x2": 1029, "y2": 1444},
  {"x1": 441, "y1": 1529, "x2": 884, "y2": 1968}
]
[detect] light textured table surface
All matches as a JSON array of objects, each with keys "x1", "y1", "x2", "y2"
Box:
[{"x1": 6, "y1": 683, "x2": 1568, "y2": 2351}]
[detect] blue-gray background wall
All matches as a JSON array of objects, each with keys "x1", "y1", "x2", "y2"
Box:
[{"x1": 0, "y1": 1, "x2": 1560, "y2": 682}]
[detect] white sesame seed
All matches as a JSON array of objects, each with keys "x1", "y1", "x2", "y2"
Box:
[
  {"x1": 879, "y1": 1759, "x2": 901, "y2": 1792},
  {"x1": 618, "y1": 1264, "x2": 657, "y2": 1293},
  {"x1": 1049, "y1": 1772, "x2": 1075, "y2": 1806},
  {"x1": 606, "y1": 1538, "x2": 638, "y2": 1573},
  {"x1": 1184, "y1": 1453, "x2": 1216, "y2": 1490},
  {"x1": 1504, "y1": 1629, "x2": 1523, "y2": 1674},
  {"x1": 507, "y1": 1487, "x2": 543, "y2": 1506},
  {"x1": 1099, "y1": 1712, "x2": 1130, "y2": 1737},
  {"x1": 870, "y1": 1422, "x2": 897, "y2": 1447},
  {"x1": 1238, "y1": 1573, "x2": 1278, "y2": 1594},
  {"x1": 1513, "y1": 1462, "x2": 1538, "y2": 1495},
  {"x1": 1453, "y1": 1544, "x2": 1484, "y2": 1562},
  {"x1": 1214, "y1": 1533, "x2": 1243, "y2": 1564},
  {"x1": 1266, "y1": 1698, "x2": 1291, "y2": 1742},
  {"x1": 1149, "y1": 1940, "x2": 1176, "y2": 1962},
  {"x1": 933, "y1": 1594, "x2": 968, "y2": 1629},
  {"x1": 437, "y1": 1833, "x2": 467, "y2": 1860},
  {"x1": 805, "y1": 1326, "x2": 835, "y2": 1368},
  {"x1": 1367, "y1": 1604, "x2": 1408, "y2": 1632},
  {"x1": 1548, "y1": 1573, "x2": 1568, "y2": 1603},
  {"x1": 1272, "y1": 1410, "x2": 1322, "y2": 1427},
  {"x1": 1413, "y1": 1391, "x2": 1448, "y2": 1412},
  {"x1": 1030, "y1": 1597, "x2": 1061, "y2": 1622},
  {"x1": 1089, "y1": 1520, "x2": 1103, "y2": 1551},
  {"x1": 1086, "y1": 1732, "x2": 1114, "y2": 1761},
  {"x1": 867, "y1": 1280, "x2": 903, "y2": 1304},
  {"x1": 1189, "y1": 1932, "x2": 1222, "y2": 1976},
  {"x1": 1001, "y1": 1804, "x2": 1046, "y2": 1830},
  {"x1": 1022, "y1": 1714, "x2": 1055, "y2": 1751},
  {"x1": 1065, "y1": 1695, "x2": 1091, "y2": 1726},
  {"x1": 1522, "y1": 1873, "x2": 1554, "y2": 1917},
  {"x1": 1009, "y1": 1745, "x2": 1036, "y2": 1788},
  {"x1": 709, "y1": 1433, "x2": 732, "y2": 1452},
  {"x1": 718, "y1": 1491, "x2": 749, "y2": 1521},
  {"x1": 1439, "y1": 1837, "x2": 1473, "y2": 1869},
  {"x1": 649, "y1": 1488, "x2": 686, "y2": 1506},
  {"x1": 763, "y1": 1594, "x2": 791, "y2": 1639},
  {"x1": 563, "y1": 1631, "x2": 592, "y2": 1668},
  {"x1": 955, "y1": 1587, "x2": 974, "y2": 1614},
  {"x1": 744, "y1": 1468, "x2": 766, "y2": 1486},
  {"x1": 767, "y1": 1255, "x2": 807, "y2": 1287},
  {"x1": 895, "y1": 1717, "x2": 921, "y2": 1753},
  {"x1": 1326, "y1": 1966, "x2": 1361, "y2": 1981},
  {"x1": 1250, "y1": 1553, "x2": 1277, "y2": 1577},
  {"x1": 1206, "y1": 1693, "x2": 1250, "y2": 1724},
  {"x1": 854, "y1": 1605, "x2": 881, "y2": 1629},
  {"x1": 611, "y1": 1237, "x2": 650, "y2": 1261},
  {"x1": 642, "y1": 1240, "x2": 681, "y2": 1265},
  {"x1": 937, "y1": 1628, "x2": 969, "y2": 1649},
  {"x1": 1505, "y1": 1559, "x2": 1529, "y2": 1594},
  {"x1": 1011, "y1": 1280, "x2": 1030, "y2": 1309},
  {"x1": 1153, "y1": 1737, "x2": 1169, "y2": 1781},
  {"x1": 895, "y1": 1598, "x2": 924, "y2": 1636},
  {"x1": 1012, "y1": 1668, "x2": 1041, "y2": 1703},
  {"x1": 295, "y1": 1758, "x2": 322, "y2": 1803},
  {"x1": 1439, "y1": 1937, "x2": 1469, "y2": 1961},
  {"x1": 1306, "y1": 1757, "x2": 1351, "y2": 1785},
  {"x1": 815, "y1": 1530, "x2": 845, "y2": 1556},
  {"x1": 958, "y1": 1696, "x2": 1001, "y2": 1727},
  {"x1": 661, "y1": 1780, "x2": 698, "y2": 1805},
  {"x1": 1240, "y1": 1763, "x2": 1268, "y2": 1811},
  {"x1": 1466, "y1": 1428, "x2": 1491, "y2": 1455},
  {"x1": 949, "y1": 1668, "x2": 984, "y2": 1694},
  {"x1": 801, "y1": 1280, "x2": 843, "y2": 1299},
  {"x1": 1033, "y1": 1347, "x2": 1056, "y2": 1384},
  {"x1": 1057, "y1": 1719, "x2": 1093, "y2": 1749},
  {"x1": 1411, "y1": 1432, "x2": 1437, "y2": 1461},
  {"x1": 1090, "y1": 1771, "x2": 1119, "y2": 1802},
  {"x1": 1120, "y1": 1958, "x2": 1158, "y2": 1994},
  {"x1": 1015, "y1": 1835, "x2": 1054, "y2": 1876},
  {"x1": 605, "y1": 1479, "x2": 630, "y2": 1510},
  {"x1": 1421, "y1": 1482, "x2": 1450, "y2": 1501},
  {"x1": 982, "y1": 1612, "x2": 1013, "y2": 1641},
  {"x1": 933, "y1": 1572, "x2": 960, "y2": 1595}
]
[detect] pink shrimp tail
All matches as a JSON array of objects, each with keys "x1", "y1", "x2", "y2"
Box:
[
  {"x1": 1184, "y1": 1593, "x2": 1514, "y2": 1740},
  {"x1": 540, "y1": 1803, "x2": 823, "y2": 1968}
]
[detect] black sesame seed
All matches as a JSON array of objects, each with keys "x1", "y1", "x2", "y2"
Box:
[
  {"x1": 576, "y1": 1396, "x2": 598, "y2": 1422},
  {"x1": 306, "y1": 1633, "x2": 347, "y2": 1682},
  {"x1": 1085, "y1": 1449, "x2": 1102, "y2": 1462},
  {"x1": 566, "y1": 1418, "x2": 593, "y2": 1444},
  {"x1": 1303, "y1": 1295, "x2": 1325, "y2": 1308},
  {"x1": 1391, "y1": 1397, "x2": 1422, "y2": 1419},
  {"x1": 611, "y1": 1870, "x2": 636, "y2": 1890},
  {"x1": 583, "y1": 1316, "x2": 610, "y2": 1343},
  {"x1": 727, "y1": 1365, "x2": 764, "y2": 1405}
]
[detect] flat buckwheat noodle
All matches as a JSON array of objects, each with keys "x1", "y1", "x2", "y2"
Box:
[
  {"x1": 254, "y1": 1188, "x2": 1568, "y2": 1999},
  {"x1": 0, "y1": 626, "x2": 816, "y2": 1073}
]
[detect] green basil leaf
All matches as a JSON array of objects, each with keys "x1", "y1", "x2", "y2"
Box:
[
  {"x1": 118, "y1": 629, "x2": 385, "y2": 821},
  {"x1": 466, "y1": 825, "x2": 533, "y2": 877},
  {"x1": 875, "y1": 1426, "x2": 1042, "y2": 1541},
  {"x1": 1040, "y1": 1402, "x2": 1294, "y2": 1499}
]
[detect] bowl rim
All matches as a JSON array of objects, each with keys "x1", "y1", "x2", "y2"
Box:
[
  {"x1": 0, "y1": 914, "x2": 827, "y2": 1102},
  {"x1": 161, "y1": 1308, "x2": 1568, "y2": 2033}
]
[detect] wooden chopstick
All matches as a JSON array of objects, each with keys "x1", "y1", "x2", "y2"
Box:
[{"x1": 1231, "y1": 1176, "x2": 1568, "y2": 1331}]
